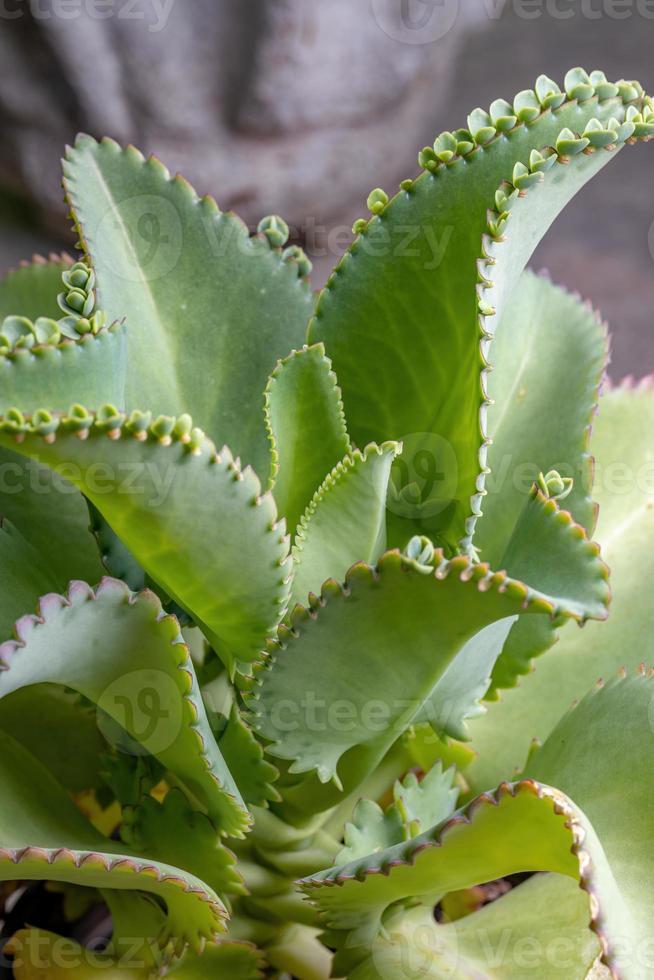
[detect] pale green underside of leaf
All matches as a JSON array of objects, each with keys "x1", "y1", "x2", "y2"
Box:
[
  {"x1": 477, "y1": 270, "x2": 607, "y2": 562},
  {"x1": 289, "y1": 441, "x2": 399, "y2": 609},
  {"x1": 0, "y1": 730, "x2": 226, "y2": 951},
  {"x1": 252, "y1": 504, "x2": 608, "y2": 821},
  {"x1": 525, "y1": 674, "x2": 654, "y2": 979},
  {"x1": 309, "y1": 82, "x2": 645, "y2": 549},
  {"x1": 466, "y1": 382, "x2": 654, "y2": 791},
  {"x1": 413, "y1": 616, "x2": 517, "y2": 741},
  {"x1": 0, "y1": 578, "x2": 248, "y2": 836},
  {"x1": 265, "y1": 343, "x2": 351, "y2": 537},
  {"x1": 0, "y1": 414, "x2": 290, "y2": 670},
  {"x1": 353, "y1": 874, "x2": 597, "y2": 980},
  {"x1": 63, "y1": 135, "x2": 314, "y2": 480},
  {"x1": 304, "y1": 674, "x2": 654, "y2": 979},
  {"x1": 476, "y1": 272, "x2": 607, "y2": 695},
  {"x1": 0, "y1": 323, "x2": 127, "y2": 416},
  {"x1": 0, "y1": 257, "x2": 71, "y2": 321}
]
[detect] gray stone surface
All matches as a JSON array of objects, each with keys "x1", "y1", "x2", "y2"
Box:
[
  {"x1": 0, "y1": 0, "x2": 481, "y2": 231},
  {"x1": 0, "y1": 1, "x2": 653, "y2": 377}
]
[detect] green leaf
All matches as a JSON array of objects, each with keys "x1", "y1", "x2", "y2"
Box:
[
  {"x1": 415, "y1": 617, "x2": 517, "y2": 740},
  {"x1": 303, "y1": 782, "x2": 580, "y2": 974},
  {"x1": 394, "y1": 764, "x2": 459, "y2": 837},
  {"x1": 498, "y1": 486, "x2": 609, "y2": 623},
  {"x1": 100, "y1": 752, "x2": 163, "y2": 808},
  {"x1": 0, "y1": 577, "x2": 249, "y2": 837},
  {"x1": 0, "y1": 256, "x2": 71, "y2": 321},
  {"x1": 289, "y1": 442, "x2": 400, "y2": 609},
  {"x1": 308, "y1": 75, "x2": 650, "y2": 550},
  {"x1": 63, "y1": 136, "x2": 314, "y2": 479},
  {"x1": 121, "y1": 788, "x2": 245, "y2": 899},
  {"x1": 0, "y1": 407, "x2": 291, "y2": 669},
  {"x1": 0, "y1": 731, "x2": 227, "y2": 951},
  {"x1": 338, "y1": 763, "x2": 458, "y2": 863},
  {"x1": 525, "y1": 673, "x2": 654, "y2": 978},
  {"x1": 251, "y1": 525, "x2": 607, "y2": 818},
  {"x1": 337, "y1": 798, "x2": 404, "y2": 865},
  {"x1": 0, "y1": 517, "x2": 59, "y2": 636},
  {"x1": 213, "y1": 705, "x2": 280, "y2": 808},
  {"x1": 352, "y1": 874, "x2": 598, "y2": 979},
  {"x1": 0, "y1": 448, "x2": 105, "y2": 589},
  {"x1": 0, "y1": 685, "x2": 107, "y2": 793},
  {"x1": 465, "y1": 381, "x2": 654, "y2": 792},
  {"x1": 168, "y1": 941, "x2": 265, "y2": 979},
  {"x1": 476, "y1": 271, "x2": 607, "y2": 564},
  {"x1": 483, "y1": 286, "x2": 610, "y2": 691},
  {"x1": 87, "y1": 500, "x2": 146, "y2": 591},
  {"x1": 7, "y1": 928, "x2": 150, "y2": 979},
  {"x1": 0, "y1": 322, "x2": 127, "y2": 417},
  {"x1": 305, "y1": 672, "x2": 654, "y2": 978},
  {"x1": 265, "y1": 344, "x2": 351, "y2": 536}
]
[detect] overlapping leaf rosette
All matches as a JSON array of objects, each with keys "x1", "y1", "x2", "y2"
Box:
[{"x1": 0, "y1": 68, "x2": 652, "y2": 979}]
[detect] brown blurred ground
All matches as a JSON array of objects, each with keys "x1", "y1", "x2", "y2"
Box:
[{"x1": 0, "y1": 1, "x2": 652, "y2": 379}]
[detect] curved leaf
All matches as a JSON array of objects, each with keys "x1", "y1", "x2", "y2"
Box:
[
  {"x1": 309, "y1": 72, "x2": 651, "y2": 549},
  {"x1": 251, "y1": 516, "x2": 608, "y2": 820},
  {"x1": 498, "y1": 485, "x2": 609, "y2": 624},
  {"x1": 213, "y1": 705, "x2": 280, "y2": 808},
  {"x1": 0, "y1": 730, "x2": 226, "y2": 951},
  {"x1": 304, "y1": 673, "x2": 654, "y2": 978},
  {"x1": 289, "y1": 442, "x2": 399, "y2": 609},
  {"x1": 476, "y1": 270, "x2": 607, "y2": 562},
  {"x1": 0, "y1": 577, "x2": 249, "y2": 836},
  {"x1": 0, "y1": 407, "x2": 291, "y2": 669},
  {"x1": 474, "y1": 274, "x2": 608, "y2": 694},
  {"x1": 466, "y1": 381, "x2": 654, "y2": 791},
  {"x1": 526, "y1": 673, "x2": 654, "y2": 978},
  {"x1": 63, "y1": 136, "x2": 314, "y2": 478},
  {"x1": 414, "y1": 617, "x2": 517, "y2": 741},
  {"x1": 348, "y1": 873, "x2": 598, "y2": 980},
  {"x1": 264, "y1": 344, "x2": 350, "y2": 536},
  {"x1": 121, "y1": 788, "x2": 245, "y2": 899}
]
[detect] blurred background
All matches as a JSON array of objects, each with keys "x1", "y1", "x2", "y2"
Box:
[{"x1": 0, "y1": 0, "x2": 652, "y2": 379}]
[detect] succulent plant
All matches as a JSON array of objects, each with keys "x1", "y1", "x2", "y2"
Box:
[{"x1": 0, "y1": 66, "x2": 652, "y2": 979}]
